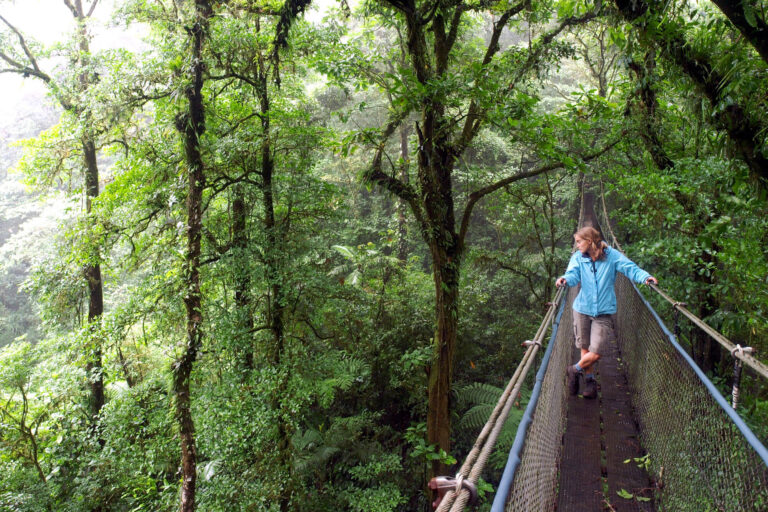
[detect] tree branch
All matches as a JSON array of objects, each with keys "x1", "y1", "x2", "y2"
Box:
[
  {"x1": 709, "y1": 0, "x2": 768, "y2": 65},
  {"x1": 455, "y1": 8, "x2": 599, "y2": 155},
  {"x1": 444, "y1": 5, "x2": 465, "y2": 53},
  {"x1": 62, "y1": 0, "x2": 79, "y2": 18},
  {"x1": 364, "y1": 110, "x2": 430, "y2": 237},
  {"x1": 614, "y1": 0, "x2": 768, "y2": 190},
  {"x1": 300, "y1": 317, "x2": 334, "y2": 340},
  {"x1": 499, "y1": 261, "x2": 541, "y2": 302},
  {"x1": 458, "y1": 136, "x2": 620, "y2": 247},
  {"x1": 507, "y1": 10, "x2": 601, "y2": 89},
  {"x1": 454, "y1": 2, "x2": 529, "y2": 149},
  {"x1": 0, "y1": 15, "x2": 48, "y2": 80},
  {"x1": 380, "y1": 0, "x2": 416, "y2": 16},
  {"x1": 87, "y1": 0, "x2": 100, "y2": 18}
]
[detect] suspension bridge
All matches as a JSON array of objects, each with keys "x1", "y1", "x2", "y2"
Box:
[{"x1": 431, "y1": 183, "x2": 768, "y2": 512}]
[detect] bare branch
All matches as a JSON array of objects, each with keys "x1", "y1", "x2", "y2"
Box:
[
  {"x1": 499, "y1": 261, "x2": 541, "y2": 302},
  {"x1": 0, "y1": 54, "x2": 48, "y2": 81},
  {"x1": 87, "y1": 0, "x2": 100, "y2": 18},
  {"x1": 62, "y1": 0, "x2": 79, "y2": 18}
]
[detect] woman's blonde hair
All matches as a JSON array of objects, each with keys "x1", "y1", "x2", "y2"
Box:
[{"x1": 575, "y1": 226, "x2": 607, "y2": 260}]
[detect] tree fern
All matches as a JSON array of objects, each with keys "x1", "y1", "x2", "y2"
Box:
[
  {"x1": 456, "y1": 382, "x2": 507, "y2": 411},
  {"x1": 329, "y1": 244, "x2": 401, "y2": 287},
  {"x1": 455, "y1": 382, "x2": 531, "y2": 470},
  {"x1": 291, "y1": 428, "x2": 341, "y2": 473}
]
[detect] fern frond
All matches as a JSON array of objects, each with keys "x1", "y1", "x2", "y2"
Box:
[
  {"x1": 329, "y1": 263, "x2": 353, "y2": 277},
  {"x1": 332, "y1": 245, "x2": 355, "y2": 259},
  {"x1": 455, "y1": 382, "x2": 503, "y2": 410},
  {"x1": 457, "y1": 404, "x2": 495, "y2": 432},
  {"x1": 292, "y1": 428, "x2": 323, "y2": 451}
]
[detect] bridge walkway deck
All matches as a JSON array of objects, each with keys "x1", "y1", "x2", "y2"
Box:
[{"x1": 557, "y1": 338, "x2": 654, "y2": 511}]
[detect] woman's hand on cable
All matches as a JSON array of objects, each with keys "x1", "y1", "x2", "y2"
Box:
[
  {"x1": 556, "y1": 277, "x2": 567, "y2": 288},
  {"x1": 644, "y1": 276, "x2": 658, "y2": 286}
]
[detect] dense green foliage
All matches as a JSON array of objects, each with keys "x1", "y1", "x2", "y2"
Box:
[{"x1": 0, "y1": 0, "x2": 766, "y2": 510}]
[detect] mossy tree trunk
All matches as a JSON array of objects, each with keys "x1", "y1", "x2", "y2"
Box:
[{"x1": 173, "y1": 1, "x2": 212, "y2": 510}]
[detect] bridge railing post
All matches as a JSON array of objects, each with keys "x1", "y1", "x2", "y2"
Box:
[
  {"x1": 732, "y1": 358, "x2": 744, "y2": 410},
  {"x1": 731, "y1": 344, "x2": 754, "y2": 410}
]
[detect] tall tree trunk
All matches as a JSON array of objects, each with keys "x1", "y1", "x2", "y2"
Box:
[
  {"x1": 261, "y1": 127, "x2": 284, "y2": 365},
  {"x1": 233, "y1": 185, "x2": 254, "y2": 372},
  {"x1": 427, "y1": 241, "x2": 459, "y2": 477},
  {"x1": 173, "y1": 2, "x2": 211, "y2": 511},
  {"x1": 396, "y1": 124, "x2": 410, "y2": 263},
  {"x1": 83, "y1": 138, "x2": 105, "y2": 422},
  {"x1": 418, "y1": 104, "x2": 460, "y2": 476},
  {"x1": 255, "y1": 57, "x2": 292, "y2": 512},
  {"x1": 71, "y1": 2, "x2": 106, "y2": 426}
]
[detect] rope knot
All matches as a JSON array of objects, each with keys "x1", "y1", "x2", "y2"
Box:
[
  {"x1": 731, "y1": 344, "x2": 754, "y2": 357},
  {"x1": 428, "y1": 475, "x2": 478, "y2": 510},
  {"x1": 521, "y1": 339, "x2": 541, "y2": 348},
  {"x1": 454, "y1": 474, "x2": 464, "y2": 494}
]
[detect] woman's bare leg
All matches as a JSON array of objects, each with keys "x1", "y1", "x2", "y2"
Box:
[{"x1": 577, "y1": 349, "x2": 600, "y2": 371}]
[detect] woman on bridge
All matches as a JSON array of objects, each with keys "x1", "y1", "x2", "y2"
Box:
[{"x1": 555, "y1": 226, "x2": 657, "y2": 399}]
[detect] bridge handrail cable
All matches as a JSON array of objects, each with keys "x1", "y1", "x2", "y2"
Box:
[
  {"x1": 648, "y1": 283, "x2": 768, "y2": 380},
  {"x1": 596, "y1": 179, "x2": 768, "y2": 381},
  {"x1": 434, "y1": 286, "x2": 566, "y2": 512}
]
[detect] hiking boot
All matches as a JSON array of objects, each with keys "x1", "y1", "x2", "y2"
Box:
[
  {"x1": 582, "y1": 375, "x2": 597, "y2": 399},
  {"x1": 566, "y1": 365, "x2": 581, "y2": 396}
]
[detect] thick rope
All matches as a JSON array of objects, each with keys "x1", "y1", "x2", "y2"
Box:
[
  {"x1": 435, "y1": 286, "x2": 565, "y2": 512},
  {"x1": 577, "y1": 174, "x2": 587, "y2": 231},
  {"x1": 598, "y1": 179, "x2": 623, "y2": 252},
  {"x1": 649, "y1": 284, "x2": 768, "y2": 380},
  {"x1": 593, "y1": 181, "x2": 768, "y2": 380}
]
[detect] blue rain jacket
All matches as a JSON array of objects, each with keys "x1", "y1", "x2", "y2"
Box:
[{"x1": 561, "y1": 247, "x2": 651, "y2": 317}]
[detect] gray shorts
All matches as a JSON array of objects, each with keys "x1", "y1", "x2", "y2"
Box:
[{"x1": 573, "y1": 311, "x2": 615, "y2": 356}]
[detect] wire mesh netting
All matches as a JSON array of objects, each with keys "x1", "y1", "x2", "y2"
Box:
[
  {"x1": 502, "y1": 287, "x2": 575, "y2": 511},
  {"x1": 614, "y1": 274, "x2": 768, "y2": 512},
  {"x1": 501, "y1": 277, "x2": 768, "y2": 511}
]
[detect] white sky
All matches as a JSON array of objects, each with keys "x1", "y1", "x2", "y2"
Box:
[
  {"x1": 0, "y1": 0, "x2": 69, "y2": 116},
  {"x1": 0, "y1": 0, "x2": 136, "y2": 117},
  {"x1": 0, "y1": 0, "x2": 339, "y2": 119}
]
